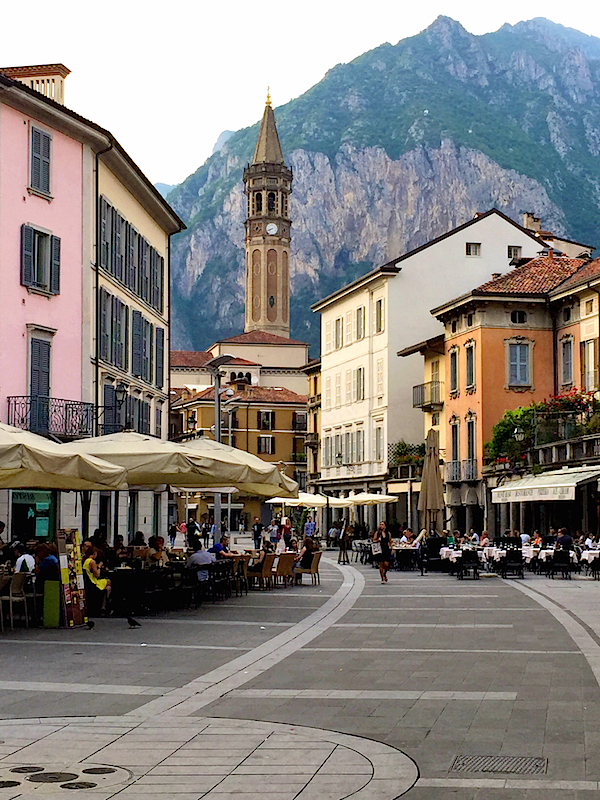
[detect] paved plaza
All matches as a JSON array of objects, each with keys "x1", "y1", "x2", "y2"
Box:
[{"x1": 2, "y1": 557, "x2": 600, "y2": 798}]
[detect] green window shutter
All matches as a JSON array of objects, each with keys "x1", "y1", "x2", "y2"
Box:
[
  {"x1": 155, "y1": 328, "x2": 164, "y2": 388},
  {"x1": 50, "y1": 236, "x2": 60, "y2": 295},
  {"x1": 21, "y1": 225, "x2": 34, "y2": 287},
  {"x1": 100, "y1": 289, "x2": 111, "y2": 361},
  {"x1": 100, "y1": 198, "x2": 110, "y2": 270}
]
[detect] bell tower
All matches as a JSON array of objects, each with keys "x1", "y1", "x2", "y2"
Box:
[{"x1": 244, "y1": 93, "x2": 292, "y2": 337}]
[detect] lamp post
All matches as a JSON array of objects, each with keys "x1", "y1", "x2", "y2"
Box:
[
  {"x1": 115, "y1": 382, "x2": 128, "y2": 431},
  {"x1": 205, "y1": 355, "x2": 234, "y2": 542}
]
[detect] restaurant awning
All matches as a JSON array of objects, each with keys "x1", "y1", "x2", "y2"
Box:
[{"x1": 491, "y1": 467, "x2": 600, "y2": 503}]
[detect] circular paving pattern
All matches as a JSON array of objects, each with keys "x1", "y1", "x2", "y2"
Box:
[{"x1": 0, "y1": 716, "x2": 418, "y2": 798}]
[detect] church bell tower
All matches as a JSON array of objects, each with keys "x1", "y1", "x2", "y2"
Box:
[{"x1": 244, "y1": 94, "x2": 292, "y2": 337}]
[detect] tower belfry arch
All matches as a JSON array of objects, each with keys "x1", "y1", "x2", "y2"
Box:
[{"x1": 244, "y1": 94, "x2": 292, "y2": 338}]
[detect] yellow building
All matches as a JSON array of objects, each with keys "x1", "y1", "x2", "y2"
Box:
[{"x1": 302, "y1": 358, "x2": 321, "y2": 492}]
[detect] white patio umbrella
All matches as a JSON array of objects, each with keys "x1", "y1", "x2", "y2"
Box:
[
  {"x1": 350, "y1": 492, "x2": 398, "y2": 505},
  {"x1": 68, "y1": 432, "x2": 298, "y2": 497},
  {"x1": 266, "y1": 491, "x2": 328, "y2": 508},
  {"x1": 0, "y1": 423, "x2": 127, "y2": 491}
]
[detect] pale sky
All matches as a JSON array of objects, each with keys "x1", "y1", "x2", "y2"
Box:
[{"x1": 3, "y1": 0, "x2": 600, "y2": 188}]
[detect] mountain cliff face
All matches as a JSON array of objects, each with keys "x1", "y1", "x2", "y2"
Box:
[{"x1": 168, "y1": 16, "x2": 600, "y2": 354}]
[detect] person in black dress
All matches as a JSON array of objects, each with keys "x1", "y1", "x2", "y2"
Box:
[{"x1": 373, "y1": 521, "x2": 392, "y2": 583}]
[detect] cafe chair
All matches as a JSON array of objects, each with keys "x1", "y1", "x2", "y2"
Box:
[
  {"x1": 500, "y1": 549, "x2": 525, "y2": 579},
  {"x1": 272, "y1": 553, "x2": 295, "y2": 587},
  {"x1": 590, "y1": 555, "x2": 600, "y2": 581},
  {"x1": 1, "y1": 573, "x2": 29, "y2": 629},
  {"x1": 551, "y1": 550, "x2": 572, "y2": 580},
  {"x1": 295, "y1": 551, "x2": 322, "y2": 585},
  {"x1": 457, "y1": 550, "x2": 479, "y2": 580}
]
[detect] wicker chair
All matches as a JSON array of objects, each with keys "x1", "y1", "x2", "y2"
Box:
[
  {"x1": 272, "y1": 553, "x2": 296, "y2": 587},
  {"x1": 295, "y1": 551, "x2": 322, "y2": 585}
]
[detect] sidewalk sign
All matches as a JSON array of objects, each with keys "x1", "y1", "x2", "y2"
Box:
[{"x1": 56, "y1": 528, "x2": 88, "y2": 626}]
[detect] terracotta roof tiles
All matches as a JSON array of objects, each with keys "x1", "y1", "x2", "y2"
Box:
[
  {"x1": 217, "y1": 331, "x2": 307, "y2": 346},
  {"x1": 476, "y1": 254, "x2": 587, "y2": 295},
  {"x1": 188, "y1": 386, "x2": 307, "y2": 405},
  {"x1": 171, "y1": 351, "x2": 260, "y2": 368}
]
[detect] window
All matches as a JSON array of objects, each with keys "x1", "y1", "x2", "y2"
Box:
[
  {"x1": 375, "y1": 426, "x2": 383, "y2": 462},
  {"x1": 335, "y1": 373, "x2": 341, "y2": 407},
  {"x1": 465, "y1": 344, "x2": 475, "y2": 388},
  {"x1": 449, "y1": 349, "x2": 459, "y2": 394},
  {"x1": 322, "y1": 436, "x2": 331, "y2": 467},
  {"x1": 511, "y1": 310, "x2": 527, "y2": 324},
  {"x1": 334, "y1": 317, "x2": 343, "y2": 349},
  {"x1": 325, "y1": 377, "x2": 331, "y2": 409},
  {"x1": 562, "y1": 338, "x2": 573, "y2": 385},
  {"x1": 451, "y1": 320, "x2": 457, "y2": 334},
  {"x1": 325, "y1": 321, "x2": 332, "y2": 353},
  {"x1": 293, "y1": 411, "x2": 307, "y2": 431},
  {"x1": 99, "y1": 288, "x2": 129, "y2": 371},
  {"x1": 345, "y1": 311, "x2": 352, "y2": 344},
  {"x1": 508, "y1": 343, "x2": 530, "y2": 386},
  {"x1": 356, "y1": 306, "x2": 365, "y2": 340},
  {"x1": 344, "y1": 431, "x2": 351, "y2": 464},
  {"x1": 355, "y1": 367, "x2": 365, "y2": 401},
  {"x1": 345, "y1": 370, "x2": 352, "y2": 403},
  {"x1": 508, "y1": 245, "x2": 522, "y2": 260},
  {"x1": 467, "y1": 418, "x2": 476, "y2": 461},
  {"x1": 258, "y1": 410, "x2": 275, "y2": 430},
  {"x1": 258, "y1": 435, "x2": 275, "y2": 455},
  {"x1": 431, "y1": 411, "x2": 440, "y2": 426},
  {"x1": 254, "y1": 192, "x2": 262, "y2": 213},
  {"x1": 563, "y1": 307, "x2": 572, "y2": 323},
  {"x1": 451, "y1": 422, "x2": 460, "y2": 462},
  {"x1": 334, "y1": 433, "x2": 342, "y2": 463},
  {"x1": 30, "y1": 127, "x2": 51, "y2": 194},
  {"x1": 267, "y1": 192, "x2": 276, "y2": 212},
  {"x1": 375, "y1": 298, "x2": 385, "y2": 333},
  {"x1": 431, "y1": 359, "x2": 440, "y2": 383},
  {"x1": 466, "y1": 313, "x2": 473, "y2": 327},
  {"x1": 466, "y1": 242, "x2": 481, "y2": 256},
  {"x1": 586, "y1": 299, "x2": 594, "y2": 315},
  {"x1": 356, "y1": 428, "x2": 364, "y2": 462},
  {"x1": 581, "y1": 339, "x2": 599, "y2": 391},
  {"x1": 21, "y1": 225, "x2": 60, "y2": 294},
  {"x1": 155, "y1": 406, "x2": 162, "y2": 438},
  {"x1": 376, "y1": 359, "x2": 384, "y2": 395}
]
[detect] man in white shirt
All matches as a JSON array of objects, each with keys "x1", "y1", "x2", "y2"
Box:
[
  {"x1": 14, "y1": 544, "x2": 35, "y2": 573},
  {"x1": 585, "y1": 535, "x2": 595, "y2": 549}
]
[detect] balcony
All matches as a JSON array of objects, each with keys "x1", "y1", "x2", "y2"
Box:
[
  {"x1": 307, "y1": 393, "x2": 321, "y2": 408},
  {"x1": 304, "y1": 432, "x2": 319, "y2": 448},
  {"x1": 413, "y1": 381, "x2": 444, "y2": 410},
  {"x1": 8, "y1": 396, "x2": 94, "y2": 439},
  {"x1": 461, "y1": 458, "x2": 478, "y2": 481},
  {"x1": 290, "y1": 452, "x2": 307, "y2": 464},
  {"x1": 445, "y1": 460, "x2": 461, "y2": 482}
]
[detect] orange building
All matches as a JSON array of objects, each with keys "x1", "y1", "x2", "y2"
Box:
[{"x1": 431, "y1": 252, "x2": 589, "y2": 532}]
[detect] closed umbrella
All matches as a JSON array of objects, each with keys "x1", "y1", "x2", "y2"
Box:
[
  {"x1": 417, "y1": 428, "x2": 445, "y2": 534},
  {"x1": 0, "y1": 423, "x2": 127, "y2": 490}
]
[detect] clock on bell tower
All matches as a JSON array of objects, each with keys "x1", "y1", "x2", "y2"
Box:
[{"x1": 243, "y1": 92, "x2": 292, "y2": 338}]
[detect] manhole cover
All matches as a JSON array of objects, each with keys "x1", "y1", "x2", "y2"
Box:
[
  {"x1": 62, "y1": 781, "x2": 98, "y2": 789},
  {"x1": 82, "y1": 767, "x2": 116, "y2": 775},
  {"x1": 0, "y1": 781, "x2": 20, "y2": 788},
  {"x1": 451, "y1": 755, "x2": 547, "y2": 774},
  {"x1": 11, "y1": 766, "x2": 44, "y2": 773},
  {"x1": 28, "y1": 771, "x2": 79, "y2": 783}
]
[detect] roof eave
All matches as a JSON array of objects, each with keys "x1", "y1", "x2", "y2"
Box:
[{"x1": 311, "y1": 266, "x2": 400, "y2": 312}]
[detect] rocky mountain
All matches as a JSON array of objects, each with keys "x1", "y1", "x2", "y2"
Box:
[
  {"x1": 168, "y1": 16, "x2": 600, "y2": 354},
  {"x1": 154, "y1": 183, "x2": 175, "y2": 199}
]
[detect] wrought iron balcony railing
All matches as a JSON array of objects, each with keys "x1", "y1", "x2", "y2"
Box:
[
  {"x1": 413, "y1": 381, "x2": 444, "y2": 409},
  {"x1": 8, "y1": 396, "x2": 94, "y2": 439},
  {"x1": 461, "y1": 458, "x2": 478, "y2": 481},
  {"x1": 445, "y1": 460, "x2": 461, "y2": 482},
  {"x1": 290, "y1": 452, "x2": 307, "y2": 463}
]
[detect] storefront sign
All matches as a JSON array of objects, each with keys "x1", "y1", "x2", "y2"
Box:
[{"x1": 492, "y1": 485, "x2": 576, "y2": 503}]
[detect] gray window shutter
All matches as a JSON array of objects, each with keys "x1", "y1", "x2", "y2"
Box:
[
  {"x1": 139, "y1": 239, "x2": 149, "y2": 301},
  {"x1": 21, "y1": 225, "x2": 34, "y2": 287},
  {"x1": 31, "y1": 128, "x2": 50, "y2": 193},
  {"x1": 113, "y1": 212, "x2": 123, "y2": 281},
  {"x1": 149, "y1": 323, "x2": 154, "y2": 384},
  {"x1": 100, "y1": 198, "x2": 110, "y2": 270},
  {"x1": 103, "y1": 383, "x2": 116, "y2": 434},
  {"x1": 150, "y1": 249, "x2": 157, "y2": 308},
  {"x1": 155, "y1": 328, "x2": 164, "y2": 388},
  {"x1": 31, "y1": 338, "x2": 50, "y2": 397},
  {"x1": 132, "y1": 310, "x2": 142, "y2": 376},
  {"x1": 50, "y1": 236, "x2": 60, "y2": 295},
  {"x1": 158, "y1": 256, "x2": 164, "y2": 314},
  {"x1": 100, "y1": 289, "x2": 111, "y2": 361}
]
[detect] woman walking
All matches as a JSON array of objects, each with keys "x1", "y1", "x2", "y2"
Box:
[{"x1": 373, "y1": 521, "x2": 392, "y2": 583}]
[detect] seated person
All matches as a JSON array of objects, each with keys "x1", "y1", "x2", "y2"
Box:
[
  {"x1": 288, "y1": 539, "x2": 299, "y2": 553},
  {"x1": 469, "y1": 528, "x2": 480, "y2": 545},
  {"x1": 556, "y1": 528, "x2": 573, "y2": 551},
  {"x1": 114, "y1": 534, "x2": 129, "y2": 564},
  {"x1": 83, "y1": 547, "x2": 111, "y2": 612},
  {"x1": 531, "y1": 531, "x2": 543, "y2": 548},
  {"x1": 146, "y1": 536, "x2": 169, "y2": 567},
  {"x1": 131, "y1": 531, "x2": 146, "y2": 547},
  {"x1": 248, "y1": 541, "x2": 274, "y2": 573},
  {"x1": 444, "y1": 530, "x2": 455, "y2": 547},
  {"x1": 294, "y1": 537, "x2": 316, "y2": 571},
  {"x1": 585, "y1": 533, "x2": 596, "y2": 549},
  {"x1": 14, "y1": 543, "x2": 35, "y2": 573},
  {"x1": 400, "y1": 528, "x2": 413, "y2": 545},
  {"x1": 209, "y1": 535, "x2": 237, "y2": 559},
  {"x1": 35, "y1": 543, "x2": 60, "y2": 592},
  {"x1": 479, "y1": 531, "x2": 490, "y2": 548},
  {"x1": 186, "y1": 541, "x2": 215, "y2": 581}
]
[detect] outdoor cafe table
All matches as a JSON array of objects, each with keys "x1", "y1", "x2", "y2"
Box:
[
  {"x1": 580, "y1": 550, "x2": 600, "y2": 563},
  {"x1": 537, "y1": 548, "x2": 578, "y2": 563}
]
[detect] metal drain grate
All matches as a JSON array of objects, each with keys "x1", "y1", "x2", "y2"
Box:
[{"x1": 451, "y1": 755, "x2": 547, "y2": 775}]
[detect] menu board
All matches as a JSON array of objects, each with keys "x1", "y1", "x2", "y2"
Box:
[{"x1": 56, "y1": 528, "x2": 88, "y2": 626}]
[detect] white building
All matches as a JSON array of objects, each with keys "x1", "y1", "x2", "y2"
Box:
[{"x1": 312, "y1": 209, "x2": 592, "y2": 510}]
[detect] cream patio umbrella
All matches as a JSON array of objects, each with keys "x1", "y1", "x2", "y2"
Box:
[
  {"x1": 266, "y1": 491, "x2": 329, "y2": 508},
  {"x1": 0, "y1": 423, "x2": 127, "y2": 491},
  {"x1": 67, "y1": 432, "x2": 298, "y2": 497},
  {"x1": 417, "y1": 428, "x2": 445, "y2": 534},
  {"x1": 350, "y1": 492, "x2": 398, "y2": 505}
]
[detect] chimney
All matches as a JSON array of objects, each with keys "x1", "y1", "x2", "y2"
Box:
[
  {"x1": 548, "y1": 248, "x2": 554, "y2": 261},
  {"x1": 491, "y1": 273, "x2": 502, "y2": 280},
  {"x1": 0, "y1": 64, "x2": 70, "y2": 105},
  {"x1": 523, "y1": 212, "x2": 541, "y2": 232}
]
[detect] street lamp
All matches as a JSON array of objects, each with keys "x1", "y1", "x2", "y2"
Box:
[
  {"x1": 205, "y1": 355, "x2": 234, "y2": 541},
  {"x1": 187, "y1": 412, "x2": 196, "y2": 432},
  {"x1": 114, "y1": 383, "x2": 128, "y2": 430},
  {"x1": 513, "y1": 426, "x2": 525, "y2": 442}
]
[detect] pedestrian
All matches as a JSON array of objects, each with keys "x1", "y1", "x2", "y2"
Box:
[
  {"x1": 338, "y1": 526, "x2": 350, "y2": 564},
  {"x1": 186, "y1": 517, "x2": 198, "y2": 547},
  {"x1": 372, "y1": 521, "x2": 392, "y2": 583},
  {"x1": 281, "y1": 516, "x2": 292, "y2": 547},
  {"x1": 328, "y1": 521, "x2": 339, "y2": 548},
  {"x1": 252, "y1": 517, "x2": 264, "y2": 550},
  {"x1": 304, "y1": 515, "x2": 316, "y2": 538},
  {"x1": 202, "y1": 521, "x2": 210, "y2": 548},
  {"x1": 168, "y1": 522, "x2": 177, "y2": 548}
]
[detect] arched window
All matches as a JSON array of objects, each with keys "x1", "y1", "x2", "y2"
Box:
[
  {"x1": 230, "y1": 372, "x2": 236, "y2": 383},
  {"x1": 237, "y1": 372, "x2": 244, "y2": 380},
  {"x1": 255, "y1": 192, "x2": 262, "y2": 212},
  {"x1": 245, "y1": 372, "x2": 252, "y2": 383},
  {"x1": 268, "y1": 192, "x2": 276, "y2": 212}
]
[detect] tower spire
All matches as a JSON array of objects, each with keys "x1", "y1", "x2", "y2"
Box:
[{"x1": 252, "y1": 94, "x2": 284, "y2": 165}]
